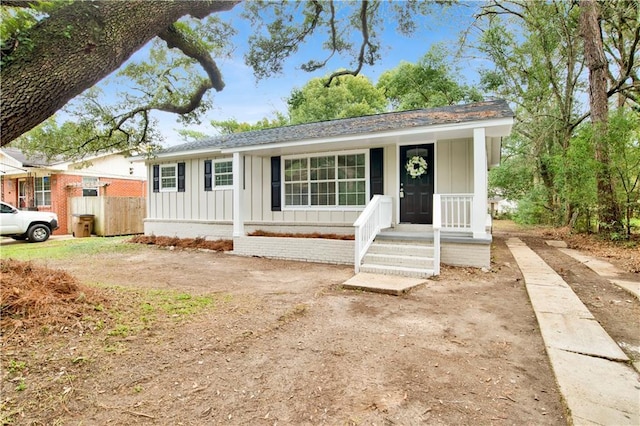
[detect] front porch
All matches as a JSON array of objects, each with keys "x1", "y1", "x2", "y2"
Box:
[
  {"x1": 353, "y1": 192, "x2": 492, "y2": 278},
  {"x1": 232, "y1": 223, "x2": 491, "y2": 274},
  {"x1": 232, "y1": 192, "x2": 493, "y2": 276}
]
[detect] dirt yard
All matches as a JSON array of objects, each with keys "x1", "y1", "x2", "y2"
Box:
[{"x1": 1, "y1": 222, "x2": 638, "y2": 425}]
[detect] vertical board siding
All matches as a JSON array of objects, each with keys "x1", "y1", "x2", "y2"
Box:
[
  {"x1": 190, "y1": 158, "x2": 200, "y2": 219},
  {"x1": 251, "y1": 156, "x2": 263, "y2": 221},
  {"x1": 150, "y1": 154, "x2": 367, "y2": 227},
  {"x1": 148, "y1": 158, "x2": 233, "y2": 222},
  {"x1": 436, "y1": 138, "x2": 473, "y2": 194}
]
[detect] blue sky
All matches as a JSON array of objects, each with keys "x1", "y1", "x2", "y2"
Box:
[{"x1": 104, "y1": 2, "x2": 484, "y2": 146}]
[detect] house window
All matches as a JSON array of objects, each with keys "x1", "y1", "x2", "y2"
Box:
[
  {"x1": 283, "y1": 152, "x2": 367, "y2": 207},
  {"x1": 160, "y1": 164, "x2": 177, "y2": 192},
  {"x1": 83, "y1": 177, "x2": 99, "y2": 197},
  {"x1": 34, "y1": 176, "x2": 51, "y2": 206},
  {"x1": 214, "y1": 160, "x2": 233, "y2": 187},
  {"x1": 204, "y1": 159, "x2": 233, "y2": 191}
]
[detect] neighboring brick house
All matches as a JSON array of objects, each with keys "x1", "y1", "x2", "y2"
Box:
[{"x1": 0, "y1": 147, "x2": 146, "y2": 234}]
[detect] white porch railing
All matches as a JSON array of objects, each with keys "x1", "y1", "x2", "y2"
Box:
[
  {"x1": 432, "y1": 194, "x2": 442, "y2": 276},
  {"x1": 353, "y1": 195, "x2": 393, "y2": 273},
  {"x1": 439, "y1": 194, "x2": 474, "y2": 231}
]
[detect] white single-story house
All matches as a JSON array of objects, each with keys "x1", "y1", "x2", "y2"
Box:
[{"x1": 141, "y1": 100, "x2": 514, "y2": 277}]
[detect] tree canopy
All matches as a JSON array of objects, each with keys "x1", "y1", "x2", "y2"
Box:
[
  {"x1": 287, "y1": 74, "x2": 386, "y2": 124},
  {"x1": 1, "y1": 0, "x2": 449, "y2": 155},
  {"x1": 377, "y1": 44, "x2": 482, "y2": 110},
  {"x1": 208, "y1": 48, "x2": 481, "y2": 134},
  {"x1": 474, "y1": 0, "x2": 639, "y2": 235}
]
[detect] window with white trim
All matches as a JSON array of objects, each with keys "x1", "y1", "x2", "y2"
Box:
[
  {"x1": 214, "y1": 159, "x2": 233, "y2": 187},
  {"x1": 283, "y1": 152, "x2": 367, "y2": 207},
  {"x1": 160, "y1": 164, "x2": 177, "y2": 192},
  {"x1": 34, "y1": 176, "x2": 51, "y2": 206}
]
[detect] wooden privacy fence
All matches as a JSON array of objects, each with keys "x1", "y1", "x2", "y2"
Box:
[{"x1": 69, "y1": 197, "x2": 145, "y2": 236}]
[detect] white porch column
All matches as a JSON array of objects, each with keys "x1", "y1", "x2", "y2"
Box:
[
  {"x1": 472, "y1": 127, "x2": 488, "y2": 238},
  {"x1": 232, "y1": 152, "x2": 244, "y2": 237}
]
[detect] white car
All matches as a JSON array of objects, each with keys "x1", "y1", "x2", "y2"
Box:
[{"x1": 0, "y1": 201, "x2": 59, "y2": 243}]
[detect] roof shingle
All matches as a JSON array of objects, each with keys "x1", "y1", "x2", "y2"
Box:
[{"x1": 162, "y1": 100, "x2": 514, "y2": 154}]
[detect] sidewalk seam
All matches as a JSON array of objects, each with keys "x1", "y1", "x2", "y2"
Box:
[{"x1": 556, "y1": 347, "x2": 634, "y2": 364}]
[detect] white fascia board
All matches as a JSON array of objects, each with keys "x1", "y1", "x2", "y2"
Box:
[
  {"x1": 221, "y1": 117, "x2": 514, "y2": 154},
  {"x1": 145, "y1": 147, "x2": 224, "y2": 163},
  {"x1": 128, "y1": 154, "x2": 146, "y2": 163}
]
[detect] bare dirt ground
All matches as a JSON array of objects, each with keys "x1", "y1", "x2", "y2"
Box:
[{"x1": 2, "y1": 221, "x2": 638, "y2": 425}]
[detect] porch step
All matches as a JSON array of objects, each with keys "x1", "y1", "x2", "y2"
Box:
[
  {"x1": 362, "y1": 253, "x2": 434, "y2": 269},
  {"x1": 359, "y1": 264, "x2": 435, "y2": 279},
  {"x1": 360, "y1": 239, "x2": 435, "y2": 278},
  {"x1": 367, "y1": 242, "x2": 434, "y2": 257}
]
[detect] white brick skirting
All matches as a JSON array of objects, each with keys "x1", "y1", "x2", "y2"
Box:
[
  {"x1": 441, "y1": 242, "x2": 490, "y2": 269},
  {"x1": 144, "y1": 219, "x2": 233, "y2": 240},
  {"x1": 233, "y1": 236, "x2": 354, "y2": 265},
  {"x1": 244, "y1": 223, "x2": 354, "y2": 236},
  {"x1": 144, "y1": 219, "x2": 490, "y2": 269}
]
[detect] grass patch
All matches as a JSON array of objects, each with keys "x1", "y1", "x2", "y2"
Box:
[
  {"x1": 142, "y1": 290, "x2": 216, "y2": 318},
  {"x1": 0, "y1": 236, "x2": 137, "y2": 261},
  {"x1": 278, "y1": 303, "x2": 308, "y2": 324}
]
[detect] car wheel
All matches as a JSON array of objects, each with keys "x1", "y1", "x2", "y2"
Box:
[
  {"x1": 27, "y1": 224, "x2": 51, "y2": 243},
  {"x1": 11, "y1": 234, "x2": 27, "y2": 241}
]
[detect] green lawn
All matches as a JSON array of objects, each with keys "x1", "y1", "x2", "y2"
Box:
[{"x1": 0, "y1": 236, "x2": 139, "y2": 261}]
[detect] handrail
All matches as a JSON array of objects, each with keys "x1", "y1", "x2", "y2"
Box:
[
  {"x1": 433, "y1": 194, "x2": 442, "y2": 276},
  {"x1": 353, "y1": 195, "x2": 392, "y2": 273}
]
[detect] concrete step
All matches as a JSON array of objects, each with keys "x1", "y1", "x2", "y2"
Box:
[
  {"x1": 360, "y1": 263, "x2": 435, "y2": 279},
  {"x1": 362, "y1": 252, "x2": 434, "y2": 269},
  {"x1": 342, "y1": 272, "x2": 426, "y2": 295},
  {"x1": 367, "y1": 241, "x2": 434, "y2": 257}
]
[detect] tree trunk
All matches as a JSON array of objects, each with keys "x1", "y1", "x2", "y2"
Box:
[
  {"x1": 0, "y1": 0, "x2": 239, "y2": 144},
  {"x1": 579, "y1": 0, "x2": 622, "y2": 233}
]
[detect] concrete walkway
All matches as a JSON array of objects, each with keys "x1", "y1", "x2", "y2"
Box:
[
  {"x1": 556, "y1": 245, "x2": 640, "y2": 301},
  {"x1": 507, "y1": 238, "x2": 639, "y2": 425}
]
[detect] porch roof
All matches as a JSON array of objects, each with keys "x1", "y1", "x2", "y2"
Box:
[{"x1": 157, "y1": 100, "x2": 514, "y2": 158}]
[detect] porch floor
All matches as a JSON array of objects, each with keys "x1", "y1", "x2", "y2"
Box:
[
  {"x1": 342, "y1": 272, "x2": 427, "y2": 296},
  {"x1": 378, "y1": 227, "x2": 491, "y2": 244}
]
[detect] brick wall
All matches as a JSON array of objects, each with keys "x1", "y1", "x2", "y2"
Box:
[
  {"x1": 103, "y1": 178, "x2": 147, "y2": 198},
  {"x1": 233, "y1": 236, "x2": 355, "y2": 265},
  {"x1": 1, "y1": 174, "x2": 146, "y2": 235},
  {"x1": 233, "y1": 236, "x2": 489, "y2": 269}
]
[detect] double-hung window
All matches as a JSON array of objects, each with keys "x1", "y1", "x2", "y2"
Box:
[
  {"x1": 204, "y1": 159, "x2": 233, "y2": 190},
  {"x1": 34, "y1": 176, "x2": 51, "y2": 206},
  {"x1": 160, "y1": 164, "x2": 177, "y2": 192},
  {"x1": 214, "y1": 160, "x2": 233, "y2": 187},
  {"x1": 283, "y1": 152, "x2": 366, "y2": 208}
]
